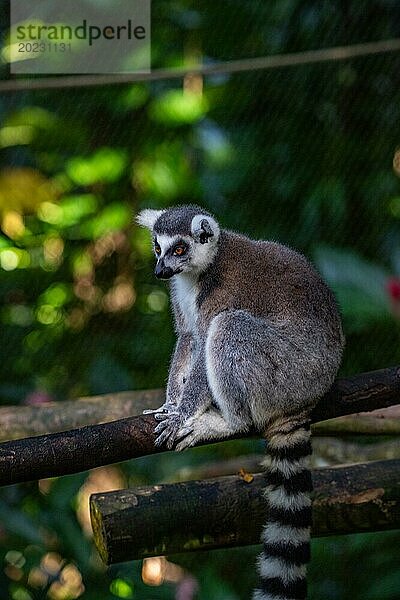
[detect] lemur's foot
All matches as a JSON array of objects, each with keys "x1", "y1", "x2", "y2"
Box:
[
  {"x1": 175, "y1": 416, "x2": 209, "y2": 451},
  {"x1": 175, "y1": 432, "x2": 199, "y2": 451},
  {"x1": 154, "y1": 412, "x2": 186, "y2": 449}
]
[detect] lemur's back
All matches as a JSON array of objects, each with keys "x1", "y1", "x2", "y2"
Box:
[{"x1": 198, "y1": 230, "x2": 343, "y2": 343}]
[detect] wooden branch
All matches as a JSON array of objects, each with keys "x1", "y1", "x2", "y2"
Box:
[
  {"x1": 1, "y1": 368, "x2": 399, "y2": 443},
  {"x1": 312, "y1": 409, "x2": 400, "y2": 436},
  {"x1": 0, "y1": 366, "x2": 399, "y2": 487},
  {"x1": 310, "y1": 366, "x2": 400, "y2": 421},
  {"x1": 173, "y1": 454, "x2": 265, "y2": 481},
  {"x1": 173, "y1": 438, "x2": 400, "y2": 481},
  {"x1": 89, "y1": 459, "x2": 400, "y2": 564},
  {"x1": 0, "y1": 389, "x2": 164, "y2": 442},
  {"x1": 312, "y1": 437, "x2": 400, "y2": 465}
]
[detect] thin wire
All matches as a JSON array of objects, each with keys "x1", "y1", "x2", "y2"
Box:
[{"x1": 1, "y1": 37, "x2": 400, "y2": 92}]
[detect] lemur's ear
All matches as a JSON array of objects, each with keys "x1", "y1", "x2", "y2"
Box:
[
  {"x1": 136, "y1": 209, "x2": 164, "y2": 230},
  {"x1": 191, "y1": 214, "x2": 220, "y2": 244}
]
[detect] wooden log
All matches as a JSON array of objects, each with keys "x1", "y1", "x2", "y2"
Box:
[
  {"x1": 0, "y1": 367, "x2": 399, "y2": 443},
  {"x1": 90, "y1": 459, "x2": 400, "y2": 564},
  {"x1": 0, "y1": 414, "x2": 158, "y2": 487},
  {"x1": 0, "y1": 389, "x2": 164, "y2": 442},
  {"x1": 172, "y1": 438, "x2": 400, "y2": 481},
  {"x1": 311, "y1": 437, "x2": 400, "y2": 465},
  {"x1": 0, "y1": 366, "x2": 399, "y2": 487},
  {"x1": 1, "y1": 367, "x2": 400, "y2": 443},
  {"x1": 313, "y1": 412, "x2": 400, "y2": 436},
  {"x1": 1, "y1": 401, "x2": 399, "y2": 443},
  {"x1": 310, "y1": 365, "x2": 400, "y2": 421}
]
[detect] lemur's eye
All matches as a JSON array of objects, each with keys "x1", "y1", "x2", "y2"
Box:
[
  {"x1": 174, "y1": 245, "x2": 186, "y2": 256},
  {"x1": 154, "y1": 244, "x2": 161, "y2": 255}
]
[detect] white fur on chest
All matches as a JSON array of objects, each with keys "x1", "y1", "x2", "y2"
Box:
[{"x1": 172, "y1": 274, "x2": 199, "y2": 332}]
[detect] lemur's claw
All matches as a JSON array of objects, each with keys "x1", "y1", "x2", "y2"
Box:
[
  {"x1": 175, "y1": 432, "x2": 197, "y2": 451},
  {"x1": 176, "y1": 426, "x2": 193, "y2": 438},
  {"x1": 153, "y1": 413, "x2": 183, "y2": 448},
  {"x1": 154, "y1": 412, "x2": 169, "y2": 421},
  {"x1": 154, "y1": 433, "x2": 166, "y2": 447},
  {"x1": 143, "y1": 402, "x2": 178, "y2": 416}
]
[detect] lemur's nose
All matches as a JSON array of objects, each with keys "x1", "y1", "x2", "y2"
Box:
[{"x1": 155, "y1": 261, "x2": 174, "y2": 279}]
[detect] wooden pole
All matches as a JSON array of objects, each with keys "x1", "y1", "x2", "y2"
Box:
[
  {"x1": 0, "y1": 366, "x2": 399, "y2": 487},
  {"x1": 90, "y1": 459, "x2": 400, "y2": 564},
  {"x1": 0, "y1": 389, "x2": 164, "y2": 442},
  {"x1": 1, "y1": 367, "x2": 399, "y2": 443}
]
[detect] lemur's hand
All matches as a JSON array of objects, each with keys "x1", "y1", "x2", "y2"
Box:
[
  {"x1": 143, "y1": 401, "x2": 176, "y2": 417},
  {"x1": 154, "y1": 412, "x2": 192, "y2": 449}
]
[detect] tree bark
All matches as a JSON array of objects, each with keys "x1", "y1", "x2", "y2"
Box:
[
  {"x1": 0, "y1": 389, "x2": 164, "y2": 442},
  {"x1": 89, "y1": 459, "x2": 400, "y2": 564},
  {"x1": 0, "y1": 367, "x2": 399, "y2": 443},
  {"x1": 0, "y1": 366, "x2": 399, "y2": 487},
  {"x1": 313, "y1": 412, "x2": 400, "y2": 436},
  {"x1": 170, "y1": 438, "x2": 400, "y2": 481},
  {"x1": 310, "y1": 365, "x2": 400, "y2": 421}
]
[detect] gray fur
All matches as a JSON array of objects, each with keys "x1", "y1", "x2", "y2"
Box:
[
  {"x1": 138, "y1": 204, "x2": 344, "y2": 600},
  {"x1": 154, "y1": 204, "x2": 212, "y2": 236}
]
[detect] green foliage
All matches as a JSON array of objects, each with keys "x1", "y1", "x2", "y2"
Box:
[
  {"x1": 314, "y1": 246, "x2": 391, "y2": 333},
  {"x1": 1, "y1": 1, "x2": 400, "y2": 599}
]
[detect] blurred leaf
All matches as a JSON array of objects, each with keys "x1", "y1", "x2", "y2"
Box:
[
  {"x1": 2, "y1": 106, "x2": 88, "y2": 152},
  {"x1": 82, "y1": 202, "x2": 131, "y2": 238},
  {"x1": 110, "y1": 578, "x2": 134, "y2": 599},
  {"x1": 118, "y1": 85, "x2": 150, "y2": 111},
  {"x1": 4, "y1": 106, "x2": 57, "y2": 131},
  {"x1": 149, "y1": 89, "x2": 208, "y2": 125},
  {"x1": 133, "y1": 142, "x2": 199, "y2": 200},
  {"x1": 196, "y1": 120, "x2": 234, "y2": 167},
  {"x1": 66, "y1": 148, "x2": 128, "y2": 186},
  {"x1": 0, "y1": 168, "x2": 55, "y2": 214},
  {"x1": 0, "y1": 500, "x2": 44, "y2": 544},
  {"x1": 38, "y1": 194, "x2": 98, "y2": 227},
  {"x1": 39, "y1": 283, "x2": 72, "y2": 308},
  {"x1": 314, "y1": 246, "x2": 391, "y2": 332},
  {"x1": 0, "y1": 247, "x2": 31, "y2": 271}
]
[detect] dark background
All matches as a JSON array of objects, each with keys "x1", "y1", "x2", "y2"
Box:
[{"x1": 0, "y1": 1, "x2": 399, "y2": 598}]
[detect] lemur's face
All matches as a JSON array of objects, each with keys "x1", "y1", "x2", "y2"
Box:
[
  {"x1": 152, "y1": 234, "x2": 196, "y2": 279},
  {"x1": 136, "y1": 207, "x2": 221, "y2": 280}
]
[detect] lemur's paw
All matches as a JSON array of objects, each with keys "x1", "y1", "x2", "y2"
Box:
[
  {"x1": 175, "y1": 434, "x2": 197, "y2": 451},
  {"x1": 154, "y1": 412, "x2": 183, "y2": 449},
  {"x1": 175, "y1": 429, "x2": 206, "y2": 451}
]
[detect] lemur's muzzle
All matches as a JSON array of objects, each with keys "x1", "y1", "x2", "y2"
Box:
[{"x1": 155, "y1": 261, "x2": 174, "y2": 279}]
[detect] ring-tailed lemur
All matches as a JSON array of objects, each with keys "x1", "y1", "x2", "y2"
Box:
[{"x1": 137, "y1": 205, "x2": 344, "y2": 600}]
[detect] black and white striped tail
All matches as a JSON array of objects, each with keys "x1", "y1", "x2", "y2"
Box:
[{"x1": 254, "y1": 420, "x2": 313, "y2": 600}]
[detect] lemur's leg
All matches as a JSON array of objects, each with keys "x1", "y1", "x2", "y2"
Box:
[
  {"x1": 175, "y1": 407, "x2": 240, "y2": 451},
  {"x1": 154, "y1": 341, "x2": 213, "y2": 448},
  {"x1": 179, "y1": 309, "x2": 316, "y2": 600},
  {"x1": 175, "y1": 309, "x2": 321, "y2": 450},
  {"x1": 144, "y1": 333, "x2": 193, "y2": 415},
  {"x1": 175, "y1": 311, "x2": 257, "y2": 450},
  {"x1": 206, "y1": 309, "x2": 323, "y2": 428},
  {"x1": 206, "y1": 309, "x2": 273, "y2": 430}
]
